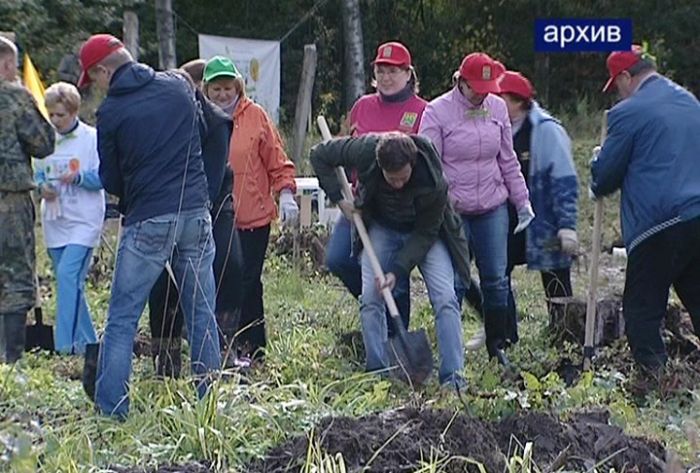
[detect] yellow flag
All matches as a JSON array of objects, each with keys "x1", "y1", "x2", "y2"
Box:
[{"x1": 22, "y1": 53, "x2": 48, "y2": 119}]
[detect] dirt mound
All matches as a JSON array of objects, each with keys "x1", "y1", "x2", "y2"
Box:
[{"x1": 248, "y1": 408, "x2": 666, "y2": 472}]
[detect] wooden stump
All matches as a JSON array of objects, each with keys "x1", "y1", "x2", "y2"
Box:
[{"x1": 548, "y1": 296, "x2": 624, "y2": 347}]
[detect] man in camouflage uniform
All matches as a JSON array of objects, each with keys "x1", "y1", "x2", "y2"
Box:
[{"x1": 0, "y1": 36, "x2": 56, "y2": 363}]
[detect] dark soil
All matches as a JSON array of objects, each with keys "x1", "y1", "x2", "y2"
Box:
[
  {"x1": 247, "y1": 408, "x2": 666, "y2": 473},
  {"x1": 554, "y1": 303, "x2": 700, "y2": 391}
]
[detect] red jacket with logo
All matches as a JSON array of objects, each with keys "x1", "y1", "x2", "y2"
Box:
[{"x1": 349, "y1": 93, "x2": 427, "y2": 136}]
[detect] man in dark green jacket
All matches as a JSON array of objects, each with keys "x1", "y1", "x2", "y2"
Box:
[{"x1": 311, "y1": 132, "x2": 469, "y2": 387}]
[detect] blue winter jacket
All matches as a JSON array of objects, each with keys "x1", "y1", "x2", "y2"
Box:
[
  {"x1": 525, "y1": 103, "x2": 578, "y2": 270},
  {"x1": 591, "y1": 74, "x2": 700, "y2": 252},
  {"x1": 97, "y1": 62, "x2": 209, "y2": 226}
]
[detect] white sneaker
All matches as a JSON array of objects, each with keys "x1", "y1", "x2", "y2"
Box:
[{"x1": 465, "y1": 326, "x2": 486, "y2": 351}]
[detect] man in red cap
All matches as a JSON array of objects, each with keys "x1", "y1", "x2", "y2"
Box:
[
  {"x1": 78, "y1": 34, "x2": 221, "y2": 418},
  {"x1": 592, "y1": 45, "x2": 700, "y2": 386}
]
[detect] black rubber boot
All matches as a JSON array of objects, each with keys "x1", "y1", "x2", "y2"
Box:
[
  {"x1": 1, "y1": 312, "x2": 27, "y2": 364},
  {"x1": 484, "y1": 306, "x2": 513, "y2": 368},
  {"x1": 82, "y1": 342, "x2": 100, "y2": 401},
  {"x1": 151, "y1": 337, "x2": 182, "y2": 378},
  {"x1": 217, "y1": 309, "x2": 240, "y2": 370}
]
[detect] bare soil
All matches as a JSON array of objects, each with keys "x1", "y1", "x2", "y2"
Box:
[{"x1": 247, "y1": 408, "x2": 666, "y2": 473}]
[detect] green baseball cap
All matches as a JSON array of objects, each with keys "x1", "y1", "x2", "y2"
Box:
[{"x1": 203, "y1": 56, "x2": 241, "y2": 83}]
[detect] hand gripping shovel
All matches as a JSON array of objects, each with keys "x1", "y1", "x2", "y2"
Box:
[{"x1": 317, "y1": 116, "x2": 434, "y2": 385}]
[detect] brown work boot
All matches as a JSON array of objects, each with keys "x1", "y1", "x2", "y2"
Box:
[{"x1": 151, "y1": 337, "x2": 182, "y2": 378}]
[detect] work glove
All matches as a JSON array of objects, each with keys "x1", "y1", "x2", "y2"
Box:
[
  {"x1": 557, "y1": 228, "x2": 579, "y2": 255},
  {"x1": 514, "y1": 203, "x2": 535, "y2": 234},
  {"x1": 279, "y1": 189, "x2": 299, "y2": 226}
]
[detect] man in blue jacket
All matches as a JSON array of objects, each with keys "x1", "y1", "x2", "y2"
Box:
[
  {"x1": 78, "y1": 34, "x2": 221, "y2": 418},
  {"x1": 591, "y1": 45, "x2": 700, "y2": 377}
]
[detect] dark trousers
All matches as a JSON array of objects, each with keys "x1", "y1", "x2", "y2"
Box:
[
  {"x1": 506, "y1": 266, "x2": 572, "y2": 345},
  {"x1": 624, "y1": 216, "x2": 700, "y2": 369},
  {"x1": 148, "y1": 206, "x2": 244, "y2": 343},
  {"x1": 237, "y1": 224, "x2": 271, "y2": 359}
]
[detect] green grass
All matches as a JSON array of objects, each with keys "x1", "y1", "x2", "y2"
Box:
[{"x1": 2, "y1": 123, "x2": 699, "y2": 472}]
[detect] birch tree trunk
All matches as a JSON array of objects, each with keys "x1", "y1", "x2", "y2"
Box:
[
  {"x1": 155, "y1": 0, "x2": 176, "y2": 70},
  {"x1": 341, "y1": 0, "x2": 365, "y2": 110}
]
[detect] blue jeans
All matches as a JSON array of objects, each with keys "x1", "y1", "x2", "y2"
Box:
[
  {"x1": 47, "y1": 245, "x2": 97, "y2": 354},
  {"x1": 360, "y1": 224, "x2": 464, "y2": 383},
  {"x1": 455, "y1": 204, "x2": 510, "y2": 351},
  {"x1": 95, "y1": 208, "x2": 221, "y2": 418},
  {"x1": 326, "y1": 215, "x2": 411, "y2": 331},
  {"x1": 456, "y1": 204, "x2": 509, "y2": 309}
]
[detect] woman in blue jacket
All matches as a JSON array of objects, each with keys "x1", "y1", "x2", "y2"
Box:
[{"x1": 498, "y1": 71, "x2": 579, "y2": 342}]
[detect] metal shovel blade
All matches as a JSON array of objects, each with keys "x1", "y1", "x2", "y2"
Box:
[
  {"x1": 385, "y1": 324, "x2": 434, "y2": 386},
  {"x1": 25, "y1": 307, "x2": 54, "y2": 353}
]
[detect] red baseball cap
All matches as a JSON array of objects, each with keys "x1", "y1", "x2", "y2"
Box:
[
  {"x1": 498, "y1": 71, "x2": 534, "y2": 100},
  {"x1": 602, "y1": 44, "x2": 644, "y2": 93},
  {"x1": 373, "y1": 41, "x2": 412, "y2": 67},
  {"x1": 459, "y1": 53, "x2": 505, "y2": 95},
  {"x1": 78, "y1": 34, "x2": 125, "y2": 87}
]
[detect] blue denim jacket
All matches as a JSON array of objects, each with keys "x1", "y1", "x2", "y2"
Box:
[
  {"x1": 525, "y1": 103, "x2": 578, "y2": 270},
  {"x1": 592, "y1": 75, "x2": 700, "y2": 252}
]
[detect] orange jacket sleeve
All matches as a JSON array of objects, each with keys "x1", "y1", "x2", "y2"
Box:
[{"x1": 257, "y1": 109, "x2": 297, "y2": 194}]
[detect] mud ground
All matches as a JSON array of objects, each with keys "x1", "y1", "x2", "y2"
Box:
[{"x1": 247, "y1": 408, "x2": 666, "y2": 473}]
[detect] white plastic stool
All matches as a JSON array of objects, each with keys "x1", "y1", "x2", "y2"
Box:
[{"x1": 294, "y1": 177, "x2": 327, "y2": 228}]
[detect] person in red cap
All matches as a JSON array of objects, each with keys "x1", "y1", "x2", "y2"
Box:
[
  {"x1": 497, "y1": 71, "x2": 578, "y2": 340},
  {"x1": 325, "y1": 41, "x2": 426, "y2": 335},
  {"x1": 592, "y1": 45, "x2": 700, "y2": 387},
  {"x1": 419, "y1": 52, "x2": 532, "y2": 366},
  {"x1": 77, "y1": 34, "x2": 221, "y2": 418}
]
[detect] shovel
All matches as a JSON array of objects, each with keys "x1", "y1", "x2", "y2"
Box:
[
  {"x1": 317, "y1": 116, "x2": 434, "y2": 385},
  {"x1": 25, "y1": 275, "x2": 54, "y2": 352},
  {"x1": 584, "y1": 110, "x2": 608, "y2": 371}
]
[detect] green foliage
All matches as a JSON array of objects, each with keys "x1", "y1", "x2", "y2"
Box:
[{"x1": 8, "y1": 0, "x2": 700, "y2": 135}]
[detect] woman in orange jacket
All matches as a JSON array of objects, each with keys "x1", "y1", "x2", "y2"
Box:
[{"x1": 203, "y1": 56, "x2": 298, "y2": 364}]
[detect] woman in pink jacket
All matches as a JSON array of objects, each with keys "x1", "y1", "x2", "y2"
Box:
[{"x1": 419, "y1": 52, "x2": 533, "y2": 364}]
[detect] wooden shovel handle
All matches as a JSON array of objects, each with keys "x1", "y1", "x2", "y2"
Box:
[
  {"x1": 584, "y1": 110, "x2": 608, "y2": 371},
  {"x1": 317, "y1": 116, "x2": 401, "y2": 318}
]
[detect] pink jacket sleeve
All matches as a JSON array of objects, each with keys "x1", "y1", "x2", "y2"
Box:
[
  {"x1": 494, "y1": 101, "x2": 529, "y2": 210},
  {"x1": 417, "y1": 101, "x2": 443, "y2": 156}
]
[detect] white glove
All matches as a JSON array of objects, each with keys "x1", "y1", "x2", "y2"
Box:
[
  {"x1": 557, "y1": 228, "x2": 579, "y2": 255},
  {"x1": 514, "y1": 203, "x2": 535, "y2": 234},
  {"x1": 589, "y1": 146, "x2": 602, "y2": 201},
  {"x1": 279, "y1": 189, "x2": 299, "y2": 226}
]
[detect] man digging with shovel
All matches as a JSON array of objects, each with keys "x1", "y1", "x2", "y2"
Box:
[
  {"x1": 592, "y1": 45, "x2": 700, "y2": 392},
  {"x1": 311, "y1": 131, "x2": 471, "y2": 389}
]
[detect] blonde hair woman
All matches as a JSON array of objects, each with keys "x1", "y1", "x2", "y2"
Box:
[{"x1": 35, "y1": 81, "x2": 105, "y2": 354}]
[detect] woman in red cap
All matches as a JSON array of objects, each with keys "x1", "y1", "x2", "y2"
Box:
[
  {"x1": 497, "y1": 70, "x2": 578, "y2": 340},
  {"x1": 419, "y1": 52, "x2": 532, "y2": 365},
  {"x1": 325, "y1": 41, "x2": 426, "y2": 333}
]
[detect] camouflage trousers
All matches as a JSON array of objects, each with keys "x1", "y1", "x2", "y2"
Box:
[{"x1": 0, "y1": 191, "x2": 36, "y2": 362}]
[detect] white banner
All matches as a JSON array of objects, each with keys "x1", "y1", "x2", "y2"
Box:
[{"x1": 198, "y1": 34, "x2": 281, "y2": 123}]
